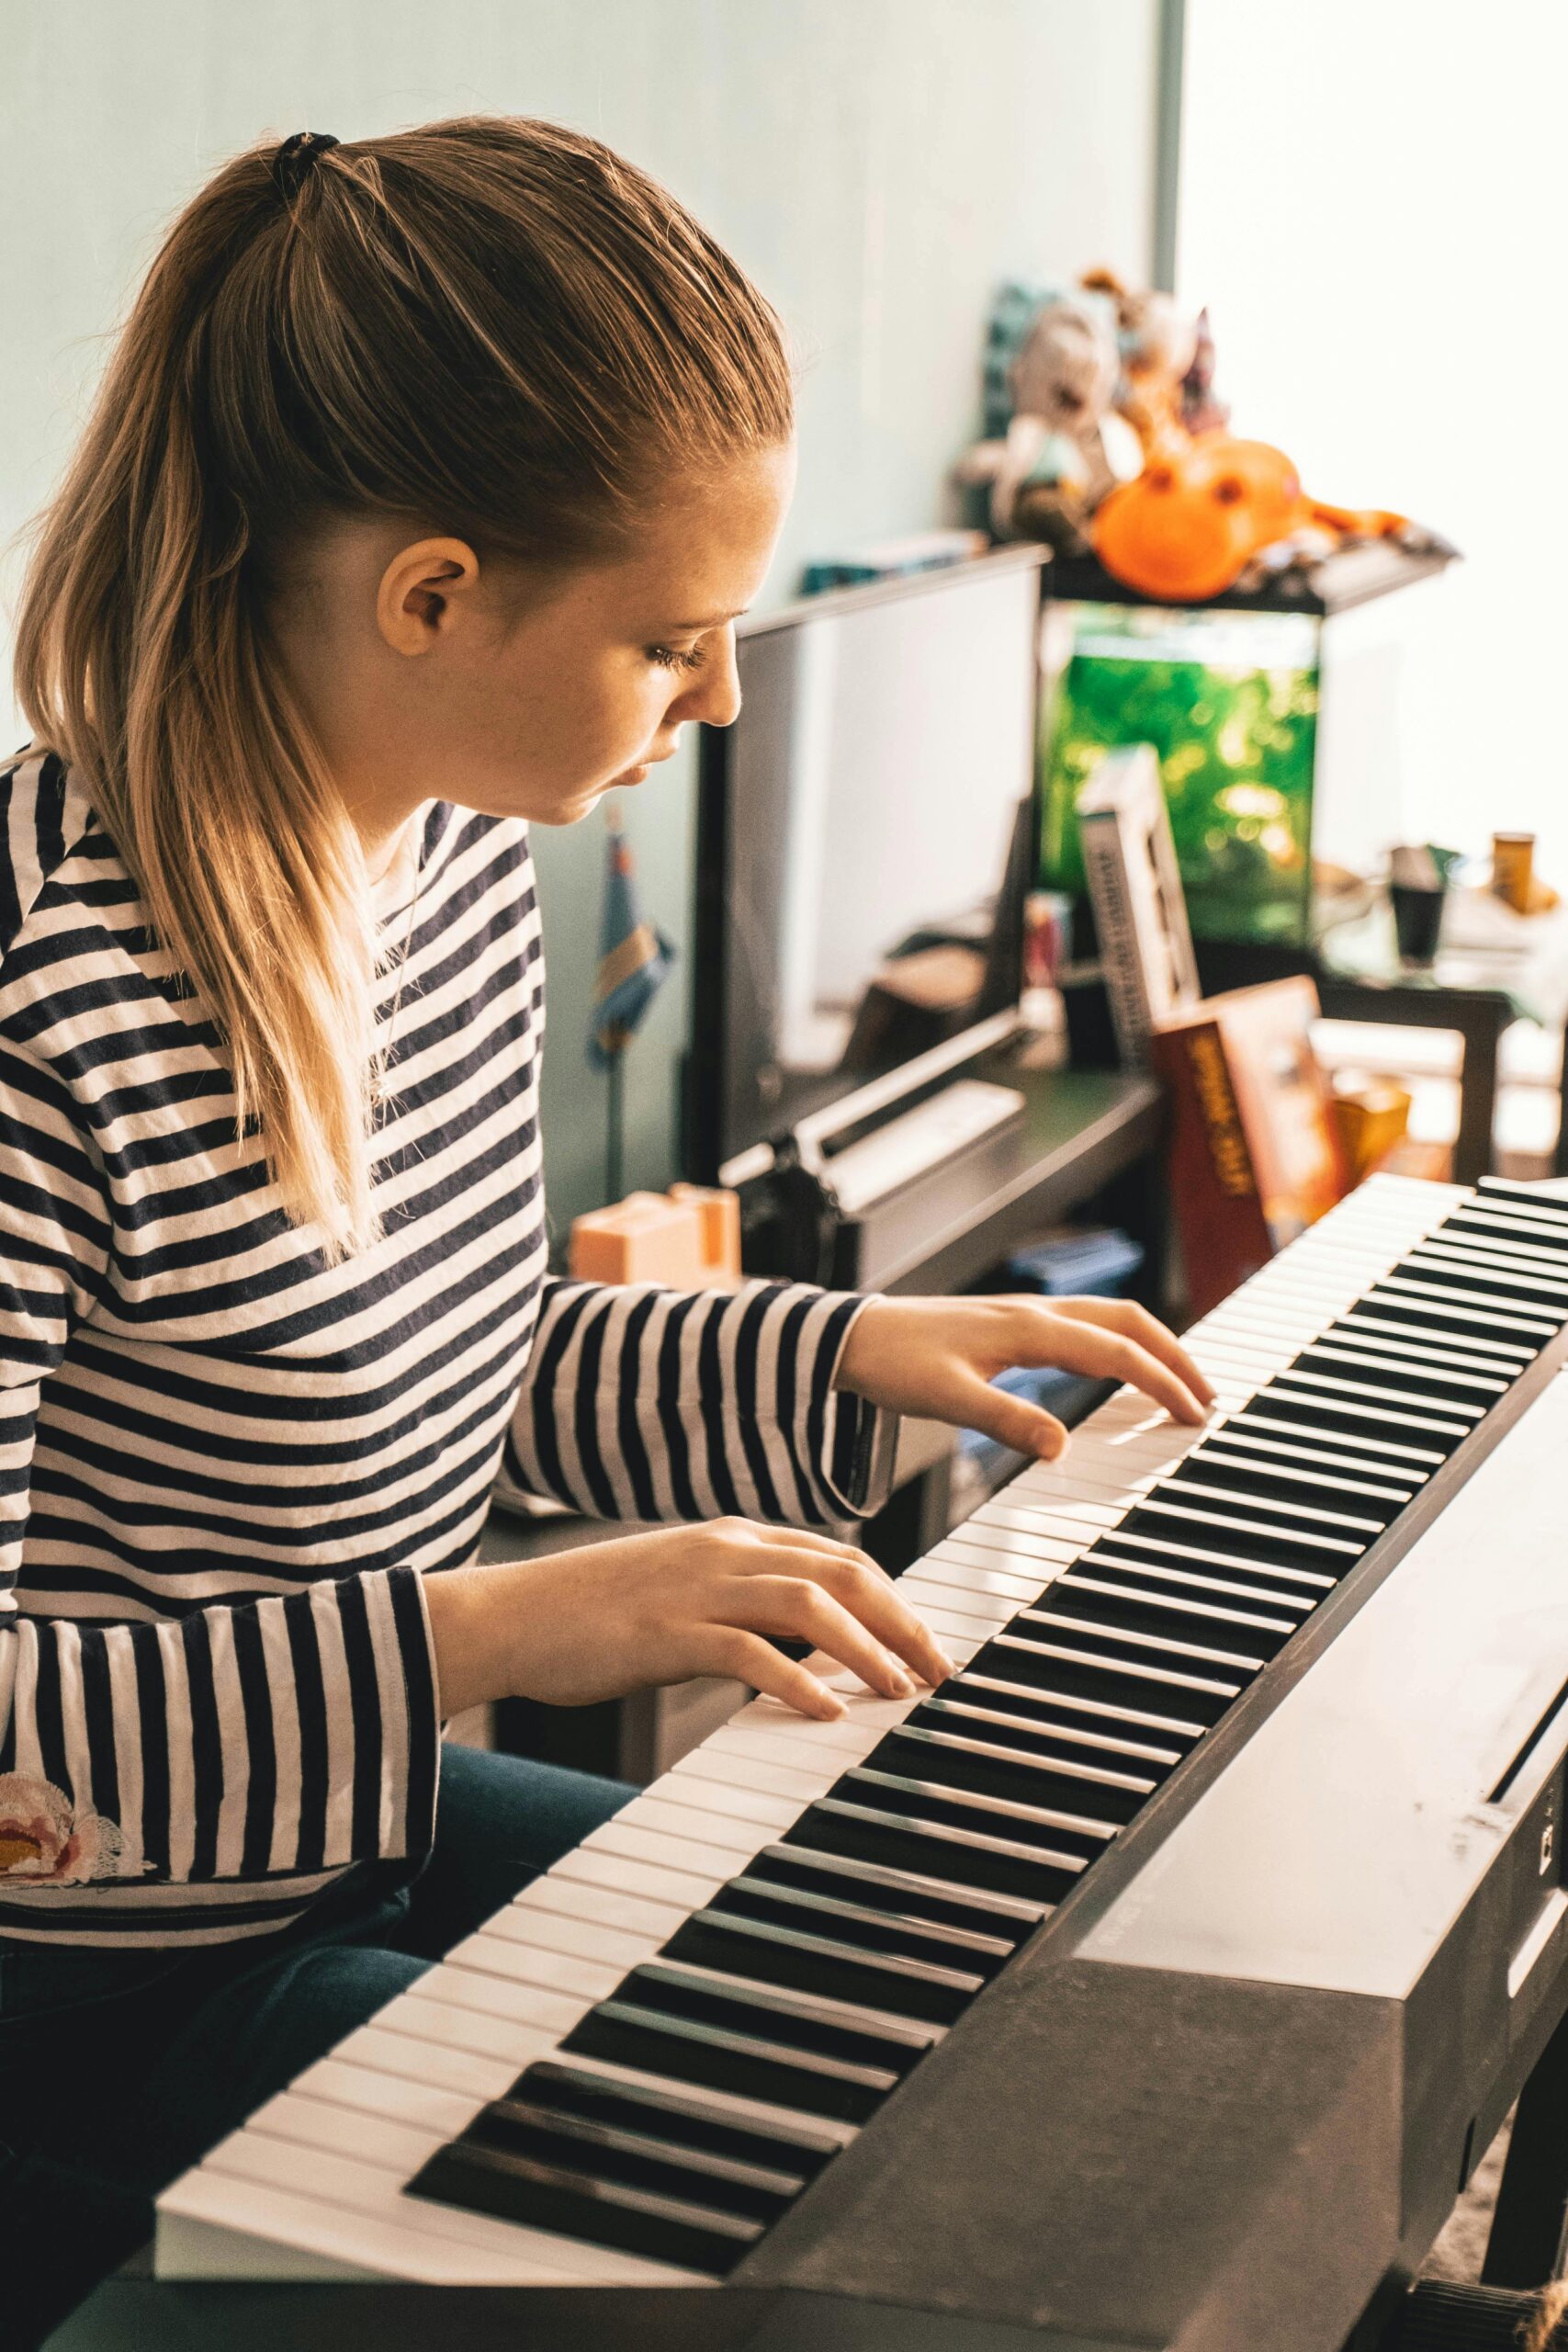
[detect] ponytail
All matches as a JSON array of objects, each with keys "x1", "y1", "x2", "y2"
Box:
[{"x1": 14, "y1": 120, "x2": 792, "y2": 1252}]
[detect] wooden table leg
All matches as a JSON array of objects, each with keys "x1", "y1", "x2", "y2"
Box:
[{"x1": 1451, "y1": 1001, "x2": 1504, "y2": 1187}]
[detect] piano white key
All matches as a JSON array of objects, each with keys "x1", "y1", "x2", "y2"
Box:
[
  {"x1": 512, "y1": 1871, "x2": 692, "y2": 1944},
  {"x1": 252, "y1": 2086, "x2": 439, "y2": 2177},
  {"x1": 1188, "y1": 1316, "x2": 1295, "y2": 1352},
  {"x1": 673, "y1": 1747, "x2": 827, "y2": 1804},
  {"x1": 1054, "y1": 1440, "x2": 1198, "y2": 1489},
  {"x1": 944, "y1": 1519, "x2": 1081, "y2": 1564},
  {"x1": 719, "y1": 1719, "x2": 888, "y2": 1778},
  {"x1": 440, "y1": 1929, "x2": 625, "y2": 2003},
  {"x1": 288, "y1": 2054, "x2": 487, "y2": 2139},
  {"x1": 322, "y1": 2021, "x2": 519, "y2": 2104},
  {"x1": 886, "y1": 1604, "x2": 988, "y2": 1653},
  {"x1": 919, "y1": 1546, "x2": 1046, "y2": 1602},
  {"x1": 652, "y1": 1770, "x2": 808, "y2": 1833},
  {"x1": 978, "y1": 1490, "x2": 1111, "y2": 1527},
  {"x1": 976, "y1": 1499, "x2": 1125, "y2": 1544},
  {"x1": 477, "y1": 1905, "x2": 653, "y2": 1970},
  {"x1": 1008, "y1": 1469, "x2": 1152, "y2": 1518},
  {"x1": 896, "y1": 1576, "x2": 1015, "y2": 1630},
  {"x1": 404, "y1": 1962, "x2": 589, "y2": 2033},
  {"x1": 592, "y1": 1796, "x2": 762, "y2": 1865},
  {"x1": 158, "y1": 2165, "x2": 589, "y2": 2286},
  {"x1": 374, "y1": 1988, "x2": 559, "y2": 2068},
  {"x1": 553, "y1": 1841, "x2": 732, "y2": 1916},
  {"x1": 201, "y1": 2129, "x2": 703, "y2": 2286},
  {"x1": 742, "y1": 1690, "x2": 918, "y2": 1747}
]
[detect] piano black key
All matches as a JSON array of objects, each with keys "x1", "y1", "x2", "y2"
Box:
[
  {"x1": 1013, "y1": 1599, "x2": 1269, "y2": 1678},
  {"x1": 922, "y1": 1688, "x2": 1185, "y2": 1770},
  {"x1": 904, "y1": 1698, "x2": 1169, "y2": 1784},
  {"x1": 1073, "y1": 1551, "x2": 1318, "y2": 1622},
  {"x1": 1450, "y1": 1204, "x2": 1568, "y2": 1253},
  {"x1": 1038, "y1": 1578, "x2": 1293, "y2": 1665},
  {"x1": 1060, "y1": 1524, "x2": 1336, "y2": 1594},
  {"x1": 409, "y1": 2132, "x2": 764, "y2": 2274},
  {"x1": 1241, "y1": 1389, "x2": 1462, "y2": 1453},
  {"x1": 1154, "y1": 1469, "x2": 1387, "y2": 1536},
  {"x1": 564, "y1": 1996, "x2": 900, "y2": 2123},
  {"x1": 893, "y1": 1702, "x2": 1152, "y2": 1787},
  {"x1": 470, "y1": 2087, "x2": 807, "y2": 2211},
  {"x1": 1475, "y1": 1176, "x2": 1568, "y2": 1227},
  {"x1": 1117, "y1": 1494, "x2": 1366, "y2": 1561},
  {"x1": 1232, "y1": 1383, "x2": 1457, "y2": 1458},
  {"x1": 783, "y1": 1791, "x2": 1081, "y2": 1904},
  {"x1": 973, "y1": 1629, "x2": 1237, "y2": 1727},
  {"x1": 839, "y1": 1765, "x2": 1115, "y2": 1860},
  {"x1": 1344, "y1": 1301, "x2": 1535, "y2": 1366},
  {"x1": 746, "y1": 1839, "x2": 1048, "y2": 1939},
  {"x1": 1441, "y1": 1195, "x2": 1568, "y2": 1242},
  {"x1": 660, "y1": 1906, "x2": 982, "y2": 2025},
  {"x1": 716, "y1": 1866, "x2": 1019, "y2": 1973},
  {"x1": 1201, "y1": 1417, "x2": 1433, "y2": 1485},
  {"x1": 869, "y1": 1721, "x2": 1152, "y2": 1825},
  {"x1": 513, "y1": 2056, "x2": 844, "y2": 2175},
  {"x1": 1333, "y1": 1310, "x2": 1528, "y2": 1374},
  {"x1": 1403, "y1": 1247, "x2": 1568, "y2": 1309},
  {"x1": 1416, "y1": 1234, "x2": 1568, "y2": 1295},
  {"x1": 1292, "y1": 1341, "x2": 1506, "y2": 1406},
  {"x1": 1368, "y1": 1273, "x2": 1559, "y2": 1340},
  {"x1": 940, "y1": 1665, "x2": 1213, "y2": 1758},
  {"x1": 1257, "y1": 1377, "x2": 1473, "y2": 1442},
  {"x1": 1180, "y1": 1445, "x2": 1410, "y2": 1515}
]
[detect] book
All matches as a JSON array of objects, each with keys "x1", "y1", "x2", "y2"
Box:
[
  {"x1": 1152, "y1": 977, "x2": 1348, "y2": 1316},
  {"x1": 1077, "y1": 744, "x2": 1199, "y2": 1067}
]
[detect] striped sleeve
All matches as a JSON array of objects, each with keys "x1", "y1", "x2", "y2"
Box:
[
  {"x1": 502, "y1": 1277, "x2": 899, "y2": 1525},
  {"x1": 0, "y1": 1035, "x2": 441, "y2": 1901}
]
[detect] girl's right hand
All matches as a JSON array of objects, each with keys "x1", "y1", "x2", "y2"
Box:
[{"x1": 422, "y1": 1518, "x2": 956, "y2": 1724}]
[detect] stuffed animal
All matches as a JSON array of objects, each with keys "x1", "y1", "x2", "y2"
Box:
[
  {"x1": 956, "y1": 289, "x2": 1141, "y2": 551},
  {"x1": 1092, "y1": 432, "x2": 1450, "y2": 603},
  {"x1": 1079, "y1": 266, "x2": 1200, "y2": 452},
  {"x1": 1179, "y1": 307, "x2": 1230, "y2": 436}
]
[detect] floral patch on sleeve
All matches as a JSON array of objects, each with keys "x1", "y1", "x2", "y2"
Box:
[{"x1": 0, "y1": 1774, "x2": 149, "y2": 1885}]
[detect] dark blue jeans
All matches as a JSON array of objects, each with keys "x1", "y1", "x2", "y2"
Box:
[{"x1": 0, "y1": 1747, "x2": 631, "y2": 2340}]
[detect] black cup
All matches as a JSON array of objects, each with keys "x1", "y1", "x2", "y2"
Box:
[{"x1": 1390, "y1": 881, "x2": 1445, "y2": 963}]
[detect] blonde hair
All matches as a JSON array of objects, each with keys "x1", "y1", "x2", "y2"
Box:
[{"x1": 14, "y1": 119, "x2": 793, "y2": 1252}]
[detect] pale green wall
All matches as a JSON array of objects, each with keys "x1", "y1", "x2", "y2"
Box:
[{"x1": 0, "y1": 0, "x2": 1158, "y2": 1245}]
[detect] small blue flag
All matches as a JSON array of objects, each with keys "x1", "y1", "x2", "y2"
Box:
[{"x1": 588, "y1": 806, "x2": 676, "y2": 1069}]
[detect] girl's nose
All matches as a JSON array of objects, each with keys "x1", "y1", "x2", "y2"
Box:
[{"x1": 675, "y1": 625, "x2": 741, "y2": 729}]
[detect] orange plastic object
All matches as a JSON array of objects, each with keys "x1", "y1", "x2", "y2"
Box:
[
  {"x1": 569, "y1": 1185, "x2": 742, "y2": 1287},
  {"x1": 668, "y1": 1182, "x2": 742, "y2": 1276},
  {"x1": 1092, "y1": 434, "x2": 1413, "y2": 603}
]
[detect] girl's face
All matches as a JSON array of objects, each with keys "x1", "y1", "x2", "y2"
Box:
[{"x1": 274, "y1": 446, "x2": 795, "y2": 854}]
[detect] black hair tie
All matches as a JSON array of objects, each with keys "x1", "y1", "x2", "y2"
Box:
[{"x1": 272, "y1": 130, "x2": 340, "y2": 200}]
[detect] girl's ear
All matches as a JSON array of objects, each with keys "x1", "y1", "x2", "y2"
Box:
[{"x1": 377, "y1": 537, "x2": 480, "y2": 655}]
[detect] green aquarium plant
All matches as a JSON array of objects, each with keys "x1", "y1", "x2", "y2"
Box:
[{"x1": 1041, "y1": 603, "x2": 1321, "y2": 945}]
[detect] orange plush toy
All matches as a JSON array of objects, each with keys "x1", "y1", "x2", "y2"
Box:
[{"x1": 1092, "y1": 431, "x2": 1448, "y2": 603}]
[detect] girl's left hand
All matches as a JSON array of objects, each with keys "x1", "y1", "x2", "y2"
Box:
[{"x1": 833, "y1": 1293, "x2": 1215, "y2": 1464}]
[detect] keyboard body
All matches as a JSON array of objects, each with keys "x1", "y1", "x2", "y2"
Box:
[{"x1": 155, "y1": 1176, "x2": 1568, "y2": 2350}]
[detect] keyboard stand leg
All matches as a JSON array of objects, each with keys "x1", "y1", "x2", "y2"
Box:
[{"x1": 1483, "y1": 1999, "x2": 1568, "y2": 2289}]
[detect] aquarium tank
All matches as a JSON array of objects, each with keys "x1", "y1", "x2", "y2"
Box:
[{"x1": 1040, "y1": 602, "x2": 1322, "y2": 946}]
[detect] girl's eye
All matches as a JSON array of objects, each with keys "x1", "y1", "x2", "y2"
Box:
[{"x1": 647, "y1": 643, "x2": 706, "y2": 674}]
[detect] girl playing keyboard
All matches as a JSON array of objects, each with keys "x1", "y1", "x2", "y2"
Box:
[{"x1": 0, "y1": 116, "x2": 1210, "y2": 2326}]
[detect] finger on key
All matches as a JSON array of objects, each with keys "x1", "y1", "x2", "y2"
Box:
[
  {"x1": 692, "y1": 1625, "x2": 846, "y2": 1722},
  {"x1": 728, "y1": 1575, "x2": 917, "y2": 1699},
  {"x1": 806, "y1": 1548, "x2": 955, "y2": 1686}
]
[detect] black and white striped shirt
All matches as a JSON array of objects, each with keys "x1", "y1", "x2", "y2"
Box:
[{"x1": 0, "y1": 750, "x2": 889, "y2": 1949}]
